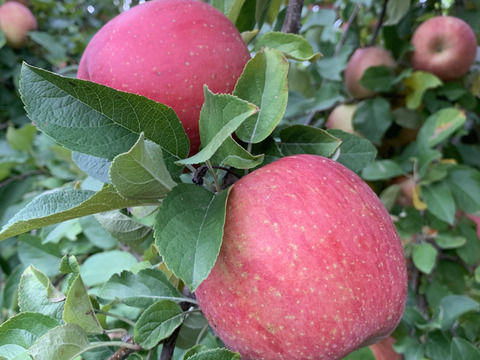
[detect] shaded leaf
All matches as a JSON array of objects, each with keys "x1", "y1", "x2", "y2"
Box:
[
  {"x1": 254, "y1": 32, "x2": 321, "y2": 61},
  {"x1": 0, "y1": 185, "x2": 153, "y2": 242},
  {"x1": 177, "y1": 87, "x2": 261, "y2": 169},
  {"x1": 63, "y1": 275, "x2": 103, "y2": 334},
  {"x1": 279, "y1": 125, "x2": 341, "y2": 158},
  {"x1": 97, "y1": 268, "x2": 183, "y2": 308},
  {"x1": 412, "y1": 242, "x2": 438, "y2": 274},
  {"x1": 353, "y1": 98, "x2": 393, "y2": 145},
  {"x1": 155, "y1": 184, "x2": 230, "y2": 291},
  {"x1": 109, "y1": 133, "x2": 177, "y2": 200},
  {"x1": 234, "y1": 48, "x2": 289, "y2": 143},
  {"x1": 0, "y1": 312, "x2": 60, "y2": 359},
  {"x1": 436, "y1": 295, "x2": 480, "y2": 330},
  {"x1": 19, "y1": 63, "x2": 189, "y2": 174},
  {"x1": 133, "y1": 300, "x2": 183, "y2": 349},
  {"x1": 421, "y1": 181, "x2": 456, "y2": 225}
]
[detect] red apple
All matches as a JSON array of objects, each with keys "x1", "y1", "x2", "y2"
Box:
[
  {"x1": 369, "y1": 336, "x2": 403, "y2": 360},
  {"x1": 0, "y1": 1, "x2": 36, "y2": 48},
  {"x1": 196, "y1": 154, "x2": 408, "y2": 360},
  {"x1": 325, "y1": 103, "x2": 359, "y2": 135},
  {"x1": 344, "y1": 46, "x2": 396, "y2": 98},
  {"x1": 411, "y1": 16, "x2": 477, "y2": 81},
  {"x1": 77, "y1": 0, "x2": 250, "y2": 155}
]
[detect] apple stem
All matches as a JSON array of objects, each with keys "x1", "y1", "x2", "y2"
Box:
[
  {"x1": 369, "y1": 0, "x2": 389, "y2": 46},
  {"x1": 281, "y1": 0, "x2": 304, "y2": 34}
]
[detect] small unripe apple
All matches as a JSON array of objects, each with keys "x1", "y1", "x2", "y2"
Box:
[
  {"x1": 0, "y1": 1, "x2": 36, "y2": 48},
  {"x1": 325, "y1": 103, "x2": 358, "y2": 134},
  {"x1": 411, "y1": 16, "x2": 477, "y2": 81},
  {"x1": 196, "y1": 154, "x2": 408, "y2": 360},
  {"x1": 344, "y1": 46, "x2": 396, "y2": 98},
  {"x1": 78, "y1": 0, "x2": 251, "y2": 154},
  {"x1": 392, "y1": 176, "x2": 415, "y2": 208}
]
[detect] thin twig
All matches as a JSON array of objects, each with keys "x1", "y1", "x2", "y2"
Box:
[
  {"x1": 281, "y1": 0, "x2": 304, "y2": 34},
  {"x1": 107, "y1": 336, "x2": 142, "y2": 360},
  {"x1": 0, "y1": 169, "x2": 47, "y2": 189},
  {"x1": 369, "y1": 0, "x2": 389, "y2": 46},
  {"x1": 334, "y1": 3, "x2": 362, "y2": 57}
]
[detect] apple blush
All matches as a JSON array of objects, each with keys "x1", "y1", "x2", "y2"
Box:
[
  {"x1": 196, "y1": 154, "x2": 408, "y2": 360},
  {"x1": 77, "y1": 0, "x2": 251, "y2": 154}
]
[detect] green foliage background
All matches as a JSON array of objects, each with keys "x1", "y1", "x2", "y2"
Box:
[{"x1": 1, "y1": 0, "x2": 480, "y2": 359}]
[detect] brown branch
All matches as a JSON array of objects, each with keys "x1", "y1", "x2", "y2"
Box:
[
  {"x1": 281, "y1": 0, "x2": 304, "y2": 34},
  {"x1": 0, "y1": 170, "x2": 47, "y2": 189},
  {"x1": 107, "y1": 336, "x2": 141, "y2": 360}
]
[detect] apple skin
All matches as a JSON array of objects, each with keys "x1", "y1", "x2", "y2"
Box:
[
  {"x1": 77, "y1": 0, "x2": 251, "y2": 154},
  {"x1": 344, "y1": 46, "x2": 396, "y2": 98},
  {"x1": 0, "y1": 1, "x2": 37, "y2": 48},
  {"x1": 369, "y1": 336, "x2": 403, "y2": 360},
  {"x1": 196, "y1": 154, "x2": 408, "y2": 360},
  {"x1": 325, "y1": 103, "x2": 358, "y2": 134},
  {"x1": 411, "y1": 16, "x2": 477, "y2": 81}
]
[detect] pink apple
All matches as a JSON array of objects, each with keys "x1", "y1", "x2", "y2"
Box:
[
  {"x1": 196, "y1": 154, "x2": 408, "y2": 360},
  {"x1": 392, "y1": 176, "x2": 416, "y2": 208},
  {"x1": 77, "y1": 0, "x2": 251, "y2": 155},
  {"x1": 325, "y1": 103, "x2": 359, "y2": 134},
  {"x1": 411, "y1": 16, "x2": 477, "y2": 81},
  {"x1": 344, "y1": 46, "x2": 396, "y2": 98},
  {"x1": 0, "y1": 1, "x2": 36, "y2": 48}
]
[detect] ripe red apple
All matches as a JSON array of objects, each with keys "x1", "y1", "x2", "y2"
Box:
[
  {"x1": 325, "y1": 103, "x2": 359, "y2": 135},
  {"x1": 196, "y1": 154, "x2": 408, "y2": 360},
  {"x1": 77, "y1": 0, "x2": 251, "y2": 154},
  {"x1": 411, "y1": 16, "x2": 477, "y2": 81},
  {"x1": 344, "y1": 46, "x2": 396, "y2": 98},
  {"x1": 0, "y1": 1, "x2": 36, "y2": 48},
  {"x1": 369, "y1": 336, "x2": 402, "y2": 360}
]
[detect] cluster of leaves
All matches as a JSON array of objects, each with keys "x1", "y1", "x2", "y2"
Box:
[{"x1": 1, "y1": 0, "x2": 480, "y2": 359}]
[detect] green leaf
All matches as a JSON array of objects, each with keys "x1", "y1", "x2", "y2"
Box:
[
  {"x1": 187, "y1": 349, "x2": 241, "y2": 360},
  {"x1": 80, "y1": 250, "x2": 139, "y2": 287},
  {"x1": 72, "y1": 152, "x2": 111, "y2": 184},
  {"x1": 18, "y1": 266, "x2": 65, "y2": 320},
  {"x1": 94, "y1": 211, "x2": 151, "y2": 246},
  {"x1": 434, "y1": 234, "x2": 466, "y2": 249},
  {"x1": 63, "y1": 275, "x2": 103, "y2": 334},
  {"x1": 0, "y1": 185, "x2": 152, "y2": 242},
  {"x1": 412, "y1": 242, "x2": 438, "y2": 274},
  {"x1": 0, "y1": 312, "x2": 60, "y2": 359},
  {"x1": 177, "y1": 87, "x2": 261, "y2": 168},
  {"x1": 451, "y1": 337, "x2": 480, "y2": 360},
  {"x1": 384, "y1": 0, "x2": 410, "y2": 25},
  {"x1": 448, "y1": 166, "x2": 480, "y2": 214},
  {"x1": 417, "y1": 108, "x2": 466, "y2": 149},
  {"x1": 183, "y1": 345, "x2": 208, "y2": 360},
  {"x1": 361, "y1": 160, "x2": 405, "y2": 181},
  {"x1": 19, "y1": 63, "x2": 189, "y2": 174},
  {"x1": 17, "y1": 234, "x2": 62, "y2": 277},
  {"x1": 421, "y1": 181, "x2": 456, "y2": 225},
  {"x1": 326, "y1": 130, "x2": 377, "y2": 173},
  {"x1": 342, "y1": 347, "x2": 375, "y2": 360},
  {"x1": 437, "y1": 295, "x2": 480, "y2": 330},
  {"x1": 133, "y1": 300, "x2": 183, "y2": 349},
  {"x1": 28, "y1": 324, "x2": 90, "y2": 360},
  {"x1": 353, "y1": 98, "x2": 393, "y2": 145},
  {"x1": 97, "y1": 268, "x2": 183, "y2": 308},
  {"x1": 254, "y1": 32, "x2": 321, "y2": 61},
  {"x1": 59, "y1": 255, "x2": 81, "y2": 293},
  {"x1": 234, "y1": 48, "x2": 289, "y2": 144},
  {"x1": 456, "y1": 223, "x2": 480, "y2": 266},
  {"x1": 6, "y1": 124, "x2": 37, "y2": 151},
  {"x1": 359, "y1": 66, "x2": 397, "y2": 93},
  {"x1": 109, "y1": 133, "x2": 177, "y2": 200},
  {"x1": 404, "y1": 71, "x2": 443, "y2": 110},
  {"x1": 278, "y1": 125, "x2": 341, "y2": 157},
  {"x1": 154, "y1": 184, "x2": 230, "y2": 291},
  {"x1": 212, "y1": 0, "x2": 245, "y2": 24}
]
